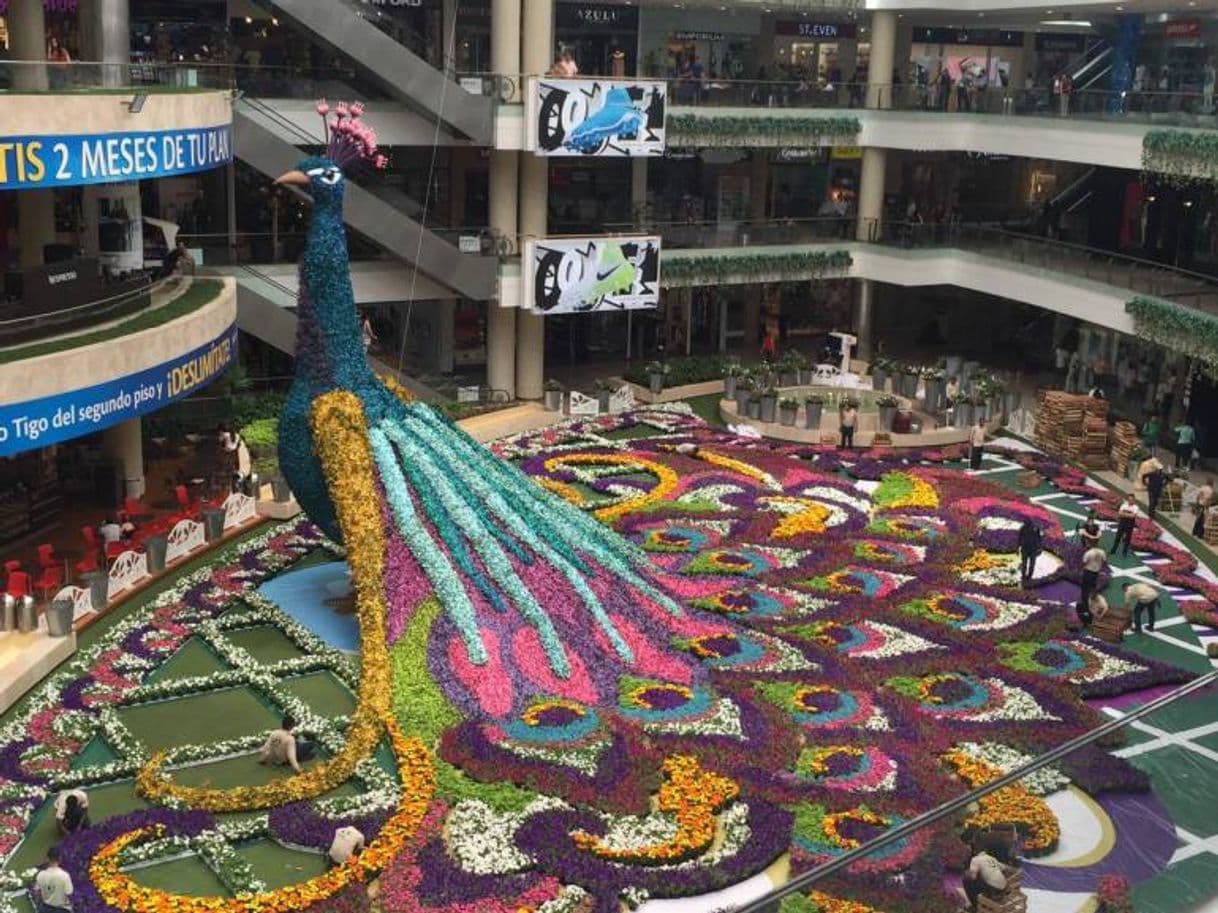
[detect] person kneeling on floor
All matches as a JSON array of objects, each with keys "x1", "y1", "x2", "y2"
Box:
[
  {"x1": 328, "y1": 825, "x2": 365, "y2": 869},
  {"x1": 258, "y1": 715, "x2": 315, "y2": 773},
  {"x1": 962, "y1": 833, "x2": 1016, "y2": 910}
]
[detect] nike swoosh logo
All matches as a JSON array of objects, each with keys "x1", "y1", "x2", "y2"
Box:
[{"x1": 596, "y1": 267, "x2": 624, "y2": 280}]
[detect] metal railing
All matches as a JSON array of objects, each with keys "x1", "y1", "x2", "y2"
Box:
[
  {"x1": 737, "y1": 667, "x2": 1218, "y2": 912},
  {"x1": 0, "y1": 274, "x2": 185, "y2": 347},
  {"x1": 0, "y1": 59, "x2": 231, "y2": 92}
]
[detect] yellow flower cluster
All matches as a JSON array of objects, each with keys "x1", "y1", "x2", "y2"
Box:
[
  {"x1": 376, "y1": 373, "x2": 415, "y2": 404},
  {"x1": 884, "y1": 476, "x2": 939, "y2": 509},
  {"x1": 762, "y1": 497, "x2": 833, "y2": 539},
  {"x1": 822, "y1": 807, "x2": 890, "y2": 850},
  {"x1": 542, "y1": 454, "x2": 679, "y2": 521},
  {"x1": 916, "y1": 673, "x2": 958, "y2": 705},
  {"x1": 956, "y1": 549, "x2": 1004, "y2": 574},
  {"x1": 537, "y1": 477, "x2": 588, "y2": 508},
  {"x1": 806, "y1": 889, "x2": 885, "y2": 913},
  {"x1": 97, "y1": 720, "x2": 434, "y2": 913},
  {"x1": 572, "y1": 755, "x2": 739, "y2": 863},
  {"x1": 802, "y1": 746, "x2": 864, "y2": 777},
  {"x1": 689, "y1": 448, "x2": 779, "y2": 489},
  {"x1": 139, "y1": 391, "x2": 392, "y2": 811},
  {"x1": 943, "y1": 749, "x2": 1060, "y2": 854}
]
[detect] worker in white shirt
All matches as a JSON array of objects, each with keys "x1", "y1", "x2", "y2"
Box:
[
  {"x1": 328, "y1": 825, "x2": 365, "y2": 868},
  {"x1": 257, "y1": 715, "x2": 314, "y2": 773},
  {"x1": 34, "y1": 847, "x2": 73, "y2": 913},
  {"x1": 1111, "y1": 494, "x2": 1138, "y2": 556},
  {"x1": 1192, "y1": 477, "x2": 1214, "y2": 538},
  {"x1": 1122, "y1": 581, "x2": 1162, "y2": 634},
  {"x1": 969, "y1": 419, "x2": 986, "y2": 470},
  {"x1": 1078, "y1": 545, "x2": 1106, "y2": 624}
]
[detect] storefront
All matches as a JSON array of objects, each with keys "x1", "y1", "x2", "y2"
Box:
[
  {"x1": 1030, "y1": 32, "x2": 1087, "y2": 87},
  {"x1": 639, "y1": 9, "x2": 761, "y2": 80},
  {"x1": 773, "y1": 20, "x2": 859, "y2": 81},
  {"x1": 556, "y1": 2, "x2": 639, "y2": 77},
  {"x1": 1137, "y1": 17, "x2": 1218, "y2": 95},
  {"x1": 910, "y1": 26, "x2": 1025, "y2": 95}
]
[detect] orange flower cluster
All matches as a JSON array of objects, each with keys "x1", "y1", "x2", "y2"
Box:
[
  {"x1": 806, "y1": 890, "x2": 885, "y2": 913},
  {"x1": 943, "y1": 749, "x2": 1060, "y2": 854},
  {"x1": 573, "y1": 755, "x2": 739, "y2": 863},
  {"x1": 956, "y1": 549, "x2": 1004, "y2": 574},
  {"x1": 542, "y1": 454, "x2": 679, "y2": 521},
  {"x1": 822, "y1": 807, "x2": 890, "y2": 850},
  {"x1": 97, "y1": 720, "x2": 434, "y2": 913},
  {"x1": 762, "y1": 497, "x2": 833, "y2": 539},
  {"x1": 139, "y1": 391, "x2": 392, "y2": 811}
]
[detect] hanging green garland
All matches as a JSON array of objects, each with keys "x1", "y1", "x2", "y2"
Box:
[
  {"x1": 1126, "y1": 295, "x2": 1218, "y2": 372},
  {"x1": 1141, "y1": 129, "x2": 1218, "y2": 184},
  {"x1": 663, "y1": 249, "x2": 852, "y2": 287},
  {"x1": 667, "y1": 114, "x2": 861, "y2": 148}
]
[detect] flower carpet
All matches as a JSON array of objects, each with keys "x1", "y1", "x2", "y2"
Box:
[{"x1": 1, "y1": 405, "x2": 1216, "y2": 913}]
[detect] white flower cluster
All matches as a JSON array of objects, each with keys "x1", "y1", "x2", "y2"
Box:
[
  {"x1": 955, "y1": 742, "x2": 1070, "y2": 796},
  {"x1": 446, "y1": 797, "x2": 567, "y2": 875}
]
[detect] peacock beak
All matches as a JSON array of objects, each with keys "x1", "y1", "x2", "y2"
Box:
[{"x1": 274, "y1": 170, "x2": 310, "y2": 187}]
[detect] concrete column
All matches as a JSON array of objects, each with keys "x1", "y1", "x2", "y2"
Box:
[
  {"x1": 743, "y1": 287, "x2": 763, "y2": 350},
  {"x1": 435, "y1": 300, "x2": 456, "y2": 374},
  {"x1": 853, "y1": 279, "x2": 875, "y2": 362},
  {"x1": 17, "y1": 191, "x2": 56, "y2": 268},
  {"x1": 855, "y1": 146, "x2": 887, "y2": 242},
  {"x1": 865, "y1": 10, "x2": 897, "y2": 109},
  {"x1": 749, "y1": 151, "x2": 768, "y2": 220},
  {"x1": 103, "y1": 418, "x2": 145, "y2": 499},
  {"x1": 517, "y1": 152, "x2": 548, "y2": 399},
  {"x1": 631, "y1": 158, "x2": 648, "y2": 221},
  {"x1": 492, "y1": 0, "x2": 523, "y2": 102},
  {"x1": 520, "y1": 0, "x2": 551, "y2": 78},
  {"x1": 80, "y1": 0, "x2": 131, "y2": 86},
  {"x1": 10, "y1": 0, "x2": 48, "y2": 91},
  {"x1": 487, "y1": 150, "x2": 518, "y2": 397}
]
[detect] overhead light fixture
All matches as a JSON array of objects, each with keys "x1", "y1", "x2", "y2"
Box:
[
  {"x1": 1040, "y1": 19, "x2": 1091, "y2": 27},
  {"x1": 125, "y1": 93, "x2": 148, "y2": 114}
]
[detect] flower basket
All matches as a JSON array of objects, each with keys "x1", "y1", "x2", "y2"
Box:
[
  {"x1": 872, "y1": 368, "x2": 888, "y2": 392},
  {"x1": 649, "y1": 373, "x2": 664, "y2": 393},
  {"x1": 760, "y1": 391, "x2": 778, "y2": 423},
  {"x1": 734, "y1": 387, "x2": 750, "y2": 413},
  {"x1": 779, "y1": 397, "x2": 800, "y2": 426},
  {"x1": 746, "y1": 395, "x2": 762, "y2": 420},
  {"x1": 879, "y1": 404, "x2": 897, "y2": 429},
  {"x1": 544, "y1": 389, "x2": 563, "y2": 411},
  {"x1": 723, "y1": 375, "x2": 737, "y2": 399}
]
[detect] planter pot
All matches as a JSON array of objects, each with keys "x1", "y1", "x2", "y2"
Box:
[
  {"x1": 871, "y1": 369, "x2": 888, "y2": 391},
  {"x1": 779, "y1": 406, "x2": 798, "y2": 426},
  {"x1": 544, "y1": 389, "x2": 563, "y2": 411},
  {"x1": 46, "y1": 600, "x2": 74, "y2": 637},
  {"x1": 746, "y1": 400, "x2": 762, "y2": 420},
  {"x1": 734, "y1": 389, "x2": 750, "y2": 413},
  {"x1": 723, "y1": 376, "x2": 737, "y2": 399},
  {"x1": 145, "y1": 535, "x2": 168, "y2": 573},
  {"x1": 760, "y1": 395, "x2": 778, "y2": 423},
  {"x1": 878, "y1": 405, "x2": 897, "y2": 430},
  {"x1": 598, "y1": 391, "x2": 611, "y2": 413},
  {"x1": 956, "y1": 403, "x2": 974, "y2": 427},
  {"x1": 975, "y1": 403, "x2": 989, "y2": 422},
  {"x1": 798, "y1": 369, "x2": 811, "y2": 385},
  {"x1": 271, "y1": 478, "x2": 293, "y2": 503},
  {"x1": 905, "y1": 375, "x2": 920, "y2": 398},
  {"x1": 924, "y1": 380, "x2": 944, "y2": 411},
  {"x1": 945, "y1": 355, "x2": 964, "y2": 378},
  {"x1": 1004, "y1": 391, "x2": 1021, "y2": 417},
  {"x1": 780, "y1": 372, "x2": 797, "y2": 387},
  {"x1": 804, "y1": 403, "x2": 823, "y2": 429},
  {"x1": 648, "y1": 373, "x2": 664, "y2": 394}
]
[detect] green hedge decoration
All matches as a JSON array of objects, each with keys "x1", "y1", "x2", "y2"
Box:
[
  {"x1": 667, "y1": 114, "x2": 861, "y2": 148},
  {"x1": 663, "y1": 249, "x2": 852, "y2": 287},
  {"x1": 1142, "y1": 129, "x2": 1218, "y2": 184},
  {"x1": 1126, "y1": 295, "x2": 1218, "y2": 371}
]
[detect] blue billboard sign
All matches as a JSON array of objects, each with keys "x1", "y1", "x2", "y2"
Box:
[
  {"x1": 0, "y1": 322, "x2": 238, "y2": 456},
  {"x1": 0, "y1": 124, "x2": 231, "y2": 190}
]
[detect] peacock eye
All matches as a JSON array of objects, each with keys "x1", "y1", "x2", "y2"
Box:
[{"x1": 319, "y1": 168, "x2": 342, "y2": 186}]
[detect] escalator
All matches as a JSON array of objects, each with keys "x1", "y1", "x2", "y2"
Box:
[
  {"x1": 260, "y1": 0, "x2": 492, "y2": 143},
  {"x1": 1058, "y1": 40, "x2": 1114, "y2": 92},
  {"x1": 233, "y1": 100, "x2": 497, "y2": 301}
]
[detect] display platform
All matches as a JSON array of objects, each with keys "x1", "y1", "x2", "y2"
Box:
[{"x1": 0, "y1": 629, "x2": 75, "y2": 715}]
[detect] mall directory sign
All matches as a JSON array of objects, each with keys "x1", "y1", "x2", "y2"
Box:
[
  {"x1": 524, "y1": 236, "x2": 661, "y2": 314},
  {"x1": 528, "y1": 78, "x2": 666, "y2": 156},
  {"x1": 0, "y1": 323, "x2": 237, "y2": 456},
  {"x1": 0, "y1": 124, "x2": 231, "y2": 190}
]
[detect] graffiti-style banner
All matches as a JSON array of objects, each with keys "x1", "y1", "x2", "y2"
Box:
[
  {"x1": 525, "y1": 236, "x2": 661, "y2": 314},
  {"x1": 527, "y1": 77, "x2": 666, "y2": 157}
]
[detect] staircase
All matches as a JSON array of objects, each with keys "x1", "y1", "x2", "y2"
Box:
[
  {"x1": 262, "y1": 0, "x2": 492, "y2": 143},
  {"x1": 233, "y1": 102, "x2": 497, "y2": 301}
]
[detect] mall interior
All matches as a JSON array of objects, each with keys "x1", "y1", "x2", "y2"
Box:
[{"x1": 1, "y1": 0, "x2": 1218, "y2": 911}]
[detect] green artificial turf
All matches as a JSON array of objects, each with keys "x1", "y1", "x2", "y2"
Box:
[
  {"x1": 224, "y1": 626, "x2": 308, "y2": 666},
  {"x1": 279, "y1": 672, "x2": 357, "y2": 719},
  {"x1": 128, "y1": 853, "x2": 232, "y2": 897},
  {"x1": 7, "y1": 781, "x2": 148, "y2": 875},
  {"x1": 148, "y1": 638, "x2": 230, "y2": 683},
  {"x1": 0, "y1": 280, "x2": 223, "y2": 364},
  {"x1": 118, "y1": 686, "x2": 281, "y2": 753},
  {"x1": 234, "y1": 841, "x2": 327, "y2": 889}
]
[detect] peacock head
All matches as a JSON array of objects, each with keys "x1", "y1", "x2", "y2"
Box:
[{"x1": 275, "y1": 156, "x2": 346, "y2": 209}]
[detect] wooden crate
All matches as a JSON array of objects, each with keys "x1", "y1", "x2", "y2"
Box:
[
  {"x1": 978, "y1": 873, "x2": 1028, "y2": 913},
  {"x1": 1205, "y1": 512, "x2": 1218, "y2": 546}
]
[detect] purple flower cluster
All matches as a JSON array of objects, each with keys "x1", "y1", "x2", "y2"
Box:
[{"x1": 268, "y1": 800, "x2": 389, "y2": 850}]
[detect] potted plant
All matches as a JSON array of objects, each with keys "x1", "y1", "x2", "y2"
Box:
[
  {"x1": 544, "y1": 379, "x2": 564, "y2": 411},
  {"x1": 921, "y1": 366, "x2": 946, "y2": 411},
  {"x1": 953, "y1": 393, "x2": 973, "y2": 427},
  {"x1": 1126, "y1": 444, "x2": 1147, "y2": 480},
  {"x1": 779, "y1": 396, "x2": 800, "y2": 426},
  {"x1": 1096, "y1": 875, "x2": 1133, "y2": 913},
  {"x1": 645, "y1": 361, "x2": 668, "y2": 394},
  {"x1": 804, "y1": 394, "x2": 825, "y2": 429},
  {"x1": 870, "y1": 355, "x2": 891, "y2": 392},
  {"x1": 972, "y1": 393, "x2": 988, "y2": 423},
  {"x1": 723, "y1": 363, "x2": 743, "y2": 400},
  {"x1": 594, "y1": 378, "x2": 613, "y2": 413},
  {"x1": 746, "y1": 391, "x2": 762, "y2": 420},
  {"x1": 876, "y1": 393, "x2": 900, "y2": 430},
  {"x1": 760, "y1": 385, "x2": 779, "y2": 423},
  {"x1": 734, "y1": 374, "x2": 753, "y2": 413},
  {"x1": 779, "y1": 350, "x2": 806, "y2": 387}
]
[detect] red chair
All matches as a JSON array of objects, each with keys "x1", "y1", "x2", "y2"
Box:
[
  {"x1": 175, "y1": 485, "x2": 201, "y2": 519},
  {"x1": 75, "y1": 552, "x2": 100, "y2": 576},
  {"x1": 104, "y1": 541, "x2": 128, "y2": 562},
  {"x1": 124, "y1": 496, "x2": 152, "y2": 519},
  {"x1": 37, "y1": 544, "x2": 57, "y2": 569},
  {"x1": 4, "y1": 560, "x2": 20, "y2": 575},
  {"x1": 5, "y1": 570, "x2": 31, "y2": 603},
  {"x1": 33, "y1": 565, "x2": 62, "y2": 602},
  {"x1": 81, "y1": 526, "x2": 99, "y2": 550}
]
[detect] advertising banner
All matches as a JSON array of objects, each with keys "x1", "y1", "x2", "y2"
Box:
[
  {"x1": 524, "y1": 236, "x2": 660, "y2": 314},
  {"x1": 0, "y1": 123, "x2": 231, "y2": 191},
  {"x1": 528, "y1": 77, "x2": 666, "y2": 156},
  {"x1": 0, "y1": 322, "x2": 238, "y2": 456}
]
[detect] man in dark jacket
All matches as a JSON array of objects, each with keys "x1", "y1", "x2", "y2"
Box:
[
  {"x1": 1018, "y1": 518, "x2": 1042, "y2": 583},
  {"x1": 1146, "y1": 466, "x2": 1167, "y2": 521}
]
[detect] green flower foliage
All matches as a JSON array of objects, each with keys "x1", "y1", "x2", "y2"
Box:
[
  {"x1": 667, "y1": 114, "x2": 861, "y2": 148},
  {"x1": 1142, "y1": 129, "x2": 1218, "y2": 184},
  {"x1": 1126, "y1": 295, "x2": 1218, "y2": 372},
  {"x1": 663, "y1": 250, "x2": 852, "y2": 287}
]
